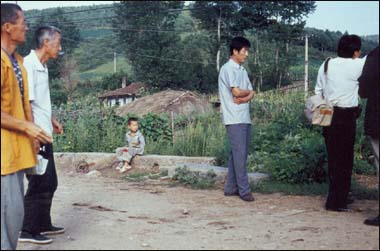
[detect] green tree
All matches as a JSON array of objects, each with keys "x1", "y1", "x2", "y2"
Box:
[
  {"x1": 19, "y1": 8, "x2": 81, "y2": 80},
  {"x1": 113, "y1": 1, "x2": 185, "y2": 90},
  {"x1": 190, "y1": 2, "x2": 240, "y2": 72},
  {"x1": 191, "y1": 1, "x2": 316, "y2": 90},
  {"x1": 243, "y1": 1, "x2": 316, "y2": 89},
  {"x1": 176, "y1": 33, "x2": 218, "y2": 93}
]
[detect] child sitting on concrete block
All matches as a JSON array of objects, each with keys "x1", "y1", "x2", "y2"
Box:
[{"x1": 115, "y1": 117, "x2": 145, "y2": 173}]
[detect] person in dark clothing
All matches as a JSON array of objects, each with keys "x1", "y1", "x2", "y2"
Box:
[
  {"x1": 358, "y1": 46, "x2": 379, "y2": 226},
  {"x1": 315, "y1": 35, "x2": 366, "y2": 212}
]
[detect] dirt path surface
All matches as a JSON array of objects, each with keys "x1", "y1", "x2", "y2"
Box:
[{"x1": 18, "y1": 167, "x2": 379, "y2": 250}]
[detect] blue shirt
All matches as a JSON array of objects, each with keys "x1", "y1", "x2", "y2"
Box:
[{"x1": 218, "y1": 59, "x2": 253, "y2": 125}]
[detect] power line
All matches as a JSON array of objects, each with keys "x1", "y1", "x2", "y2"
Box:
[
  {"x1": 90, "y1": 26, "x2": 216, "y2": 34},
  {"x1": 26, "y1": 20, "x2": 241, "y2": 36},
  {"x1": 25, "y1": 5, "x2": 116, "y2": 20},
  {"x1": 27, "y1": 15, "x2": 119, "y2": 26},
  {"x1": 24, "y1": 4, "x2": 242, "y2": 35},
  {"x1": 60, "y1": 36, "x2": 216, "y2": 66},
  {"x1": 25, "y1": 5, "x2": 227, "y2": 20}
]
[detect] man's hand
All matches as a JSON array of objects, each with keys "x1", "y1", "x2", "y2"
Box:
[
  {"x1": 233, "y1": 90, "x2": 255, "y2": 104},
  {"x1": 231, "y1": 87, "x2": 252, "y2": 98},
  {"x1": 1, "y1": 111, "x2": 53, "y2": 144},
  {"x1": 52, "y1": 117, "x2": 64, "y2": 134},
  {"x1": 233, "y1": 97, "x2": 244, "y2": 104},
  {"x1": 24, "y1": 121, "x2": 53, "y2": 144},
  {"x1": 33, "y1": 139, "x2": 40, "y2": 155}
]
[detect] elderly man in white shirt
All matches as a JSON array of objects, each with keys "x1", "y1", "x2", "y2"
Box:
[
  {"x1": 18, "y1": 25, "x2": 65, "y2": 245},
  {"x1": 315, "y1": 34, "x2": 366, "y2": 212}
]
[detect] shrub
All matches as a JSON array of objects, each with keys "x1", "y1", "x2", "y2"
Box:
[
  {"x1": 53, "y1": 90, "x2": 373, "y2": 185},
  {"x1": 354, "y1": 159, "x2": 376, "y2": 175},
  {"x1": 263, "y1": 130, "x2": 327, "y2": 184},
  {"x1": 172, "y1": 166, "x2": 217, "y2": 189}
]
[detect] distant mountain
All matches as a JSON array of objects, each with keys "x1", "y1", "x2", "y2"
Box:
[
  {"x1": 23, "y1": 4, "x2": 379, "y2": 83},
  {"x1": 362, "y1": 34, "x2": 379, "y2": 43},
  {"x1": 24, "y1": 3, "x2": 115, "y2": 35}
]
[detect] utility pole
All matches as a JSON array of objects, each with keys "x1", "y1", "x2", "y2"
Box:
[
  {"x1": 304, "y1": 35, "x2": 309, "y2": 100},
  {"x1": 114, "y1": 51, "x2": 117, "y2": 73},
  {"x1": 216, "y1": 7, "x2": 221, "y2": 73}
]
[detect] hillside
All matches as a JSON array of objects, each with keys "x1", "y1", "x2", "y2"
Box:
[{"x1": 23, "y1": 4, "x2": 379, "y2": 84}]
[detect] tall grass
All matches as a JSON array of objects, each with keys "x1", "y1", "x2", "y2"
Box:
[
  {"x1": 53, "y1": 90, "x2": 373, "y2": 184},
  {"x1": 145, "y1": 112, "x2": 228, "y2": 163}
]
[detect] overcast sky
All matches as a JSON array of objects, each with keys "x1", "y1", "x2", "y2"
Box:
[
  {"x1": 305, "y1": 1, "x2": 379, "y2": 36},
  {"x1": 1, "y1": 1, "x2": 379, "y2": 36}
]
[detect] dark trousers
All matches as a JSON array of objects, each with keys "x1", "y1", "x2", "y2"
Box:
[
  {"x1": 224, "y1": 124, "x2": 252, "y2": 197},
  {"x1": 22, "y1": 144, "x2": 58, "y2": 234},
  {"x1": 323, "y1": 107, "x2": 359, "y2": 209}
]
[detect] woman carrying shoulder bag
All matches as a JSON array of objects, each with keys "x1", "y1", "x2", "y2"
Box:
[{"x1": 315, "y1": 35, "x2": 366, "y2": 212}]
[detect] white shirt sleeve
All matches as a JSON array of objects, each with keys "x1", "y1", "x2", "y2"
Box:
[
  {"x1": 223, "y1": 67, "x2": 238, "y2": 88},
  {"x1": 24, "y1": 61, "x2": 36, "y2": 102},
  {"x1": 356, "y1": 56, "x2": 367, "y2": 76},
  {"x1": 139, "y1": 134, "x2": 145, "y2": 155},
  {"x1": 315, "y1": 63, "x2": 326, "y2": 97},
  {"x1": 246, "y1": 72, "x2": 253, "y2": 90}
]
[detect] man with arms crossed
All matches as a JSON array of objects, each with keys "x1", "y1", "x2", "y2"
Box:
[{"x1": 218, "y1": 36, "x2": 256, "y2": 202}]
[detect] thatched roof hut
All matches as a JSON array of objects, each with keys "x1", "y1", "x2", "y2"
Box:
[{"x1": 116, "y1": 90, "x2": 212, "y2": 118}]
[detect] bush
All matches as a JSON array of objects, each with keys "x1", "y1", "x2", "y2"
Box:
[
  {"x1": 53, "y1": 96, "x2": 125, "y2": 152},
  {"x1": 262, "y1": 130, "x2": 327, "y2": 184},
  {"x1": 354, "y1": 159, "x2": 376, "y2": 175},
  {"x1": 138, "y1": 113, "x2": 172, "y2": 142},
  {"x1": 248, "y1": 92, "x2": 327, "y2": 184},
  {"x1": 53, "y1": 90, "x2": 374, "y2": 185},
  {"x1": 172, "y1": 166, "x2": 217, "y2": 189}
]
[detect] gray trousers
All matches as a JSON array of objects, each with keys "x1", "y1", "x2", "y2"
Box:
[
  {"x1": 224, "y1": 124, "x2": 252, "y2": 196},
  {"x1": 116, "y1": 147, "x2": 142, "y2": 163},
  {"x1": 1, "y1": 171, "x2": 25, "y2": 250}
]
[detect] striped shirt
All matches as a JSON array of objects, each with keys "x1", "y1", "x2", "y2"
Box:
[{"x1": 9, "y1": 53, "x2": 25, "y2": 101}]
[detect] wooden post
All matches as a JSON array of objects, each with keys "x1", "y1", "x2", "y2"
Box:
[
  {"x1": 256, "y1": 38, "x2": 263, "y2": 93},
  {"x1": 304, "y1": 35, "x2": 309, "y2": 100},
  {"x1": 171, "y1": 111, "x2": 175, "y2": 143},
  {"x1": 114, "y1": 51, "x2": 117, "y2": 73},
  {"x1": 216, "y1": 7, "x2": 221, "y2": 73},
  {"x1": 275, "y1": 48, "x2": 280, "y2": 89}
]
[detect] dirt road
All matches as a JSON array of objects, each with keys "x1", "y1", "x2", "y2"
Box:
[{"x1": 18, "y1": 167, "x2": 379, "y2": 250}]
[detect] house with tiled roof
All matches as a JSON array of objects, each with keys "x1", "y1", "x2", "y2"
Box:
[{"x1": 99, "y1": 78, "x2": 147, "y2": 107}]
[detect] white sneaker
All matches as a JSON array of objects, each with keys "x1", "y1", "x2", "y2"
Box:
[
  {"x1": 119, "y1": 165, "x2": 132, "y2": 173},
  {"x1": 116, "y1": 162, "x2": 123, "y2": 171}
]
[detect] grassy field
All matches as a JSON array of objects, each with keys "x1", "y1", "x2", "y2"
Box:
[{"x1": 79, "y1": 56, "x2": 133, "y2": 81}]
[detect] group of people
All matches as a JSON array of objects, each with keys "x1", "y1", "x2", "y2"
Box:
[
  {"x1": 218, "y1": 36, "x2": 379, "y2": 225},
  {"x1": 2, "y1": 3, "x2": 64, "y2": 249},
  {"x1": 1, "y1": 3, "x2": 379, "y2": 251}
]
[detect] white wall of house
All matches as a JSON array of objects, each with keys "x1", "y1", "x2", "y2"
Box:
[{"x1": 106, "y1": 96, "x2": 134, "y2": 107}]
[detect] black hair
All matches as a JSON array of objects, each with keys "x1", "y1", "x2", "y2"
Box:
[
  {"x1": 35, "y1": 25, "x2": 61, "y2": 49},
  {"x1": 229, "y1": 36, "x2": 251, "y2": 56},
  {"x1": 1, "y1": 3, "x2": 22, "y2": 27},
  {"x1": 337, "y1": 34, "x2": 362, "y2": 58},
  {"x1": 128, "y1": 117, "x2": 138, "y2": 125}
]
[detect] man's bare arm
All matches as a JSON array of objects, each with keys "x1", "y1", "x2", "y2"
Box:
[
  {"x1": 231, "y1": 87, "x2": 252, "y2": 98},
  {"x1": 233, "y1": 91, "x2": 255, "y2": 104},
  {"x1": 1, "y1": 111, "x2": 53, "y2": 144}
]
